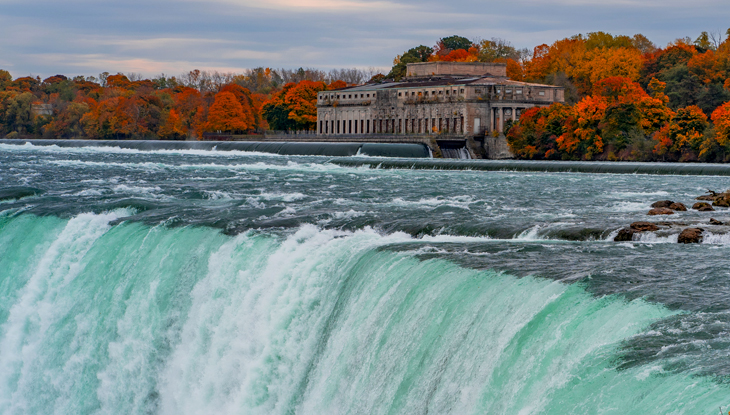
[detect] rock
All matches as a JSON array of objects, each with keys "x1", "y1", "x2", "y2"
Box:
[
  {"x1": 630, "y1": 221, "x2": 659, "y2": 232},
  {"x1": 669, "y1": 202, "x2": 687, "y2": 211},
  {"x1": 713, "y1": 197, "x2": 730, "y2": 207},
  {"x1": 648, "y1": 207, "x2": 674, "y2": 215},
  {"x1": 692, "y1": 202, "x2": 714, "y2": 211},
  {"x1": 678, "y1": 228, "x2": 703, "y2": 244},
  {"x1": 651, "y1": 200, "x2": 674, "y2": 208},
  {"x1": 709, "y1": 218, "x2": 724, "y2": 225},
  {"x1": 614, "y1": 228, "x2": 636, "y2": 241},
  {"x1": 696, "y1": 194, "x2": 715, "y2": 201}
]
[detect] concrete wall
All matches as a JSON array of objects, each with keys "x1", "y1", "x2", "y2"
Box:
[{"x1": 406, "y1": 62, "x2": 507, "y2": 78}]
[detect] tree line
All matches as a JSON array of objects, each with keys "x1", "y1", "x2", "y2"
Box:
[
  {"x1": 0, "y1": 67, "x2": 375, "y2": 140},
  {"x1": 3, "y1": 29, "x2": 730, "y2": 160}
]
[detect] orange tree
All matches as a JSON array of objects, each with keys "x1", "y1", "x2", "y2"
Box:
[
  {"x1": 218, "y1": 84, "x2": 257, "y2": 129},
  {"x1": 506, "y1": 103, "x2": 571, "y2": 159},
  {"x1": 711, "y1": 101, "x2": 730, "y2": 159},
  {"x1": 204, "y1": 91, "x2": 250, "y2": 133},
  {"x1": 652, "y1": 105, "x2": 709, "y2": 160},
  {"x1": 158, "y1": 109, "x2": 186, "y2": 140}
]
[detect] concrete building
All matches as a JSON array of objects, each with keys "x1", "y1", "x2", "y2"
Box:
[{"x1": 316, "y1": 62, "x2": 564, "y2": 158}]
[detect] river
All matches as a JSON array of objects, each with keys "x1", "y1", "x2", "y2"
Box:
[{"x1": 0, "y1": 143, "x2": 728, "y2": 414}]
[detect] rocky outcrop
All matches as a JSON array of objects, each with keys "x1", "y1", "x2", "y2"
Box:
[
  {"x1": 695, "y1": 190, "x2": 730, "y2": 207},
  {"x1": 614, "y1": 228, "x2": 636, "y2": 241},
  {"x1": 651, "y1": 200, "x2": 674, "y2": 208},
  {"x1": 630, "y1": 222, "x2": 659, "y2": 232},
  {"x1": 669, "y1": 202, "x2": 687, "y2": 211},
  {"x1": 709, "y1": 218, "x2": 724, "y2": 225},
  {"x1": 614, "y1": 221, "x2": 661, "y2": 241},
  {"x1": 713, "y1": 197, "x2": 730, "y2": 207},
  {"x1": 678, "y1": 228, "x2": 703, "y2": 244},
  {"x1": 648, "y1": 208, "x2": 674, "y2": 215},
  {"x1": 692, "y1": 202, "x2": 714, "y2": 211}
]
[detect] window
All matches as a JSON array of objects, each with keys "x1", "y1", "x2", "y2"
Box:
[
  {"x1": 432, "y1": 91, "x2": 436, "y2": 95},
  {"x1": 516, "y1": 89, "x2": 523, "y2": 94},
  {"x1": 438, "y1": 90, "x2": 442, "y2": 94},
  {"x1": 398, "y1": 92, "x2": 402, "y2": 97},
  {"x1": 337, "y1": 95, "x2": 340, "y2": 99},
  {"x1": 348, "y1": 94, "x2": 352, "y2": 98},
  {"x1": 496, "y1": 88, "x2": 501, "y2": 93},
  {"x1": 539, "y1": 91, "x2": 546, "y2": 96},
  {"x1": 367, "y1": 94, "x2": 370, "y2": 98},
  {"x1": 460, "y1": 89, "x2": 464, "y2": 93},
  {"x1": 412, "y1": 92, "x2": 415, "y2": 96},
  {"x1": 446, "y1": 90, "x2": 449, "y2": 95},
  {"x1": 505, "y1": 89, "x2": 512, "y2": 93},
  {"x1": 360, "y1": 94, "x2": 364, "y2": 98},
  {"x1": 475, "y1": 89, "x2": 482, "y2": 94}
]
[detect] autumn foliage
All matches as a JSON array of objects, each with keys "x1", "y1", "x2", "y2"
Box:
[
  {"x1": 3, "y1": 29, "x2": 730, "y2": 162},
  {"x1": 0, "y1": 67, "x2": 358, "y2": 139}
]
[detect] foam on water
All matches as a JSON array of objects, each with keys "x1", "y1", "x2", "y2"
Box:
[
  {"x1": 0, "y1": 214, "x2": 728, "y2": 414},
  {"x1": 0, "y1": 142, "x2": 285, "y2": 159}
]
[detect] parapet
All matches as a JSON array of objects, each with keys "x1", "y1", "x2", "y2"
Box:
[{"x1": 406, "y1": 62, "x2": 507, "y2": 79}]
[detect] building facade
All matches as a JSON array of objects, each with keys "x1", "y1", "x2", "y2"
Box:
[{"x1": 316, "y1": 62, "x2": 564, "y2": 140}]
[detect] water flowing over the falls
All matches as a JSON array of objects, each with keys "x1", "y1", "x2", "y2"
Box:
[{"x1": 0, "y1": 212, "x2": 726, "y2": 415}]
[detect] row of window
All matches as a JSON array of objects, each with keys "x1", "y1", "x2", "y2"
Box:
[
  {"x1": 397, "y1": 88, "x2": 465, "y2": 98},
  {"x1": 318, "y1": 117, "x2": 465, "y2": 135},
  {"x1": 320, "y1": 92, "x2": 376, "y2": 100}
]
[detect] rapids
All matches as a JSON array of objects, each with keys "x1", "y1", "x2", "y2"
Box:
[{"x1": 0, "y1": 143, "x2": 729, "y2": 414}]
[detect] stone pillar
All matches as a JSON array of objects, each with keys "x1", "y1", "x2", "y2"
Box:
[
  {"x1": 486, "y1": 107, "x2": 492, "y2": 135},
  {"x1": 512, "y1": 107, "x2": 516, "y2": 122},
  {"x1": 498, "y1": 107, "x2": 504, "y2": 133}
]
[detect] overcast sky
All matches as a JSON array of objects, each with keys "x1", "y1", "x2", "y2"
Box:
[{"x1": 1, "y1": 0, "x2": 729, "y2": 79}]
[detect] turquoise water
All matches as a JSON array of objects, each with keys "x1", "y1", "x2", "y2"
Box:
[{"x1": 1, "y1": 143, "x2": 729, "y2": 414}]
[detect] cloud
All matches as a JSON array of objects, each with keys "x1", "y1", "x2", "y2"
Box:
[
  {"x1": 0, "y1": 0, "x2": 729, "y2": 78},
  {"x1": 199, "y1": 0, "x2": 408, "y2": 12}
]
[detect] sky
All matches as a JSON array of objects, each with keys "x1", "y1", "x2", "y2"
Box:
[{"x1": 1, "y1": 0, "x2": 729, "y2": 79}]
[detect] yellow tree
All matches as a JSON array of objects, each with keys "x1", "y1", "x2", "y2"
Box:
[{"x1": 570, "y1": 47, "x2": 643, "y2": 95}]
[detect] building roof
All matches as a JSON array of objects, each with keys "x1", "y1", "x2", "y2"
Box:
[{"x1": 324, "y1": 76, "x2": 563, "y2": 93}]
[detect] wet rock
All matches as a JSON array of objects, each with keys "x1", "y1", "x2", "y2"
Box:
[
  {"x1": 669, "y1": 202, "x2": 687, "y2": 211},
  {"x1": 648, "y1": 207, "x2": 674, "y2": 215},
  {"x1": 630, "y1": 221, "x2": 659, "y2": 232},
  {"x1": 696, "y1": 194, "x2": 715, "y2": 201},
  {"x1": 713, "y1": 196, "x2": 730, "y2": 208},
  {"x1": 692, "y1": 202, "x2": 714, "y2": 211},
  {"x1": 651, "y1": 200, "x2": 674, "y2": 208},
  {"x1": 709, "y1": 218, "x2": 724, "y2": 225},
  {"x1": 614, "y1": 228, "x2": 636, "y2": 241},
  {"x1": 678, "y1": 228, "x2": 703, "y2": 244}
]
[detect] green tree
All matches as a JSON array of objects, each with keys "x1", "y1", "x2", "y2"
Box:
[
  {"x1": 478, "y1": 38, "x2": 520, "y2": 62},
  {"x1": 387, "y1": 45, "x2": 434, "y2": 80},
  {"x1": 4, "y1": 92, "x2": 35, "y2": 134},
  {"x1": 0, "y1": 70, "x2": 11, "y2": 91},
  {"x1": 440, "y1": 35, "x2": 472, "y2": 51}
]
